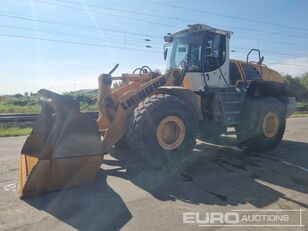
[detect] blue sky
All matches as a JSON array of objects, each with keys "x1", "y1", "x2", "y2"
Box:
[{"x1": 1, "y1": 0, "x2": 308, "y2": 94}]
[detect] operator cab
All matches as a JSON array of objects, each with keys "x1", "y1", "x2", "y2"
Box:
[{"x1": 164, "y1": 24, "x2": 232, "y2": 91}]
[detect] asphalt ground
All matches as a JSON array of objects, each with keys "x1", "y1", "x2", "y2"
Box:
[{"x1": 0, "y1": 118, "x2": 308, "y2": 231}]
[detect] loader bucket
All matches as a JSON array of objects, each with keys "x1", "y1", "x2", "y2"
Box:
[{"x1": 19, "y1": 89, "x2": 103, "y2": 198}]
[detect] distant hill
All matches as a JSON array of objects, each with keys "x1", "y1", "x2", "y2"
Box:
[{"x1": 71, "y1": 89, "x2": 97, "y2": 94}]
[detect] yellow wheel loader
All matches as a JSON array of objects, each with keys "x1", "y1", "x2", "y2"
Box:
[{"x1": 19, "y1": 24, "x2": 296, "y2": 197}]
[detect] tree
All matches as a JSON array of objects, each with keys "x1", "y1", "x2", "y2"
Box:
[
  {"x1": 283, "y1": 74, "x2": 308, "y2": 101},
  {"x1": 14, "y1": 93, "x2": 23, "y2": 98},
  {"x1": 299, "y1": 72, "x2": 308, "y2": 90}
]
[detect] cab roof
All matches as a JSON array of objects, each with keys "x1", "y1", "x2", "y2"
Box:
[{"x1": 172, "y1": 24, "x2": 233, "y2": 37}]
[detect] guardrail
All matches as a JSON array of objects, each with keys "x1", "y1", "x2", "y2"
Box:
[
  {"x1": 297, "y1": 105, "x2": 308, "y2": 111},
  {"x1": 0, "y1": 112, "x2": 99, "y2": 122}
]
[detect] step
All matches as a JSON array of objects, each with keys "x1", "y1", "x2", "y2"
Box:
[
  {"x1": 224, "y1": 104, "x2": 241, "y2": 112},
  {"x1": 218, "y1": 94, "x2": 241, "y2": 102},
  {"x1": 224, "y1": 100, "x2": 241, "y2": 104},
  {"x1": 215, "y1": 90, "x2": 242, "y2": 125},
  {"x1": 225, "y1": 111, "x2": 241, "y2": 115},
  {"x1": 225, "y1": 114, "x2": 241, "y2": 125}
]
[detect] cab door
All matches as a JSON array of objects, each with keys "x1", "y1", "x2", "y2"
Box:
[{"x1": 202, "y1": 32, "x2": 229, "y2": 88}]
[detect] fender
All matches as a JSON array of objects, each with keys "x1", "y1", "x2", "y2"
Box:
[
  {"x1": 246, "y1": 80, "x2": 289, "y2": 102},
  {"x1": 156, "y1": 86, "x2": 203, "y2": 120},
  {"x1": 245, "y1": 80, "x2": 296, "y2": 117}
]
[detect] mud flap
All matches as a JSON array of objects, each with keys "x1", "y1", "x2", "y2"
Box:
[{"x1": 19, "y1": 89, "x2": 103, "y2": 198}]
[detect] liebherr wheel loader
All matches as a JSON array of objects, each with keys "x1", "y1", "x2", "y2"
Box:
[{"x1": 19, "y1": 24, "x2": 296, "y2": 197}]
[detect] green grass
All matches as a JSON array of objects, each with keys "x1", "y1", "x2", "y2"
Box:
[
  {"x1": 0, "y1": 93, "x2": 98, "y2": 113},
  {"x1": 0, "y1": 104, "x2": 40, "y2": 113},
  {"x1": 291, "y1": 111, "x2": 308, "y2": 118},
  {"x1": 0, "y1": 96, "x2": 40, "y2": 113},
  {"x1": 0, "y1": 122, "x2": 33, "y2": 137},
  {"x1": 80, "y1": 103, "x2": 98, "y2": 112},
  {"x1": 0, "y1": 127, "x2": 32, "y2": 137}
]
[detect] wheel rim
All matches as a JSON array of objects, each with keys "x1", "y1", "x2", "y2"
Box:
[
  {"x1": 156, "y1": 115, "x2": 186, "y2": 150},
  {"x1": 262, "y1": 112, "x2": 280, "y2": 138}
]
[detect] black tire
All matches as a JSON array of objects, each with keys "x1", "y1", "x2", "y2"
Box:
[
  {"x1": 127, "y1": 94, "x2": 198, "y2": 165},
  {"x1": 237, "y1": 97, "x2": 286, "y2": 152}
]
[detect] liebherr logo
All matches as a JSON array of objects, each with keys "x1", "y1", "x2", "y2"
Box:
[{"x1": 121, "y1": 77, "x2": 166, "y2": 110}]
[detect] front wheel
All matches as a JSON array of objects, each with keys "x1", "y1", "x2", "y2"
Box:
[
  {"x1": 127, "y1": 94, "x2": 198, "y2": 165},
  {"x1": 237, "y1": 97, "x2": 286, "y2": 152}
]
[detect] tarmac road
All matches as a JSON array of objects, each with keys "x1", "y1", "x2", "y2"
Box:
[{"x1": 0, "y1": 118, "x2": 308, "y2": 231}]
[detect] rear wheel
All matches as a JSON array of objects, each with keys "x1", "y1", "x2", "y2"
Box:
[
  {"x1": 237, "y1": 97, "x2": 286, "y2": 152},
  {"x1": 127, "y1": 94, "x2": 198, "y2": 165}
]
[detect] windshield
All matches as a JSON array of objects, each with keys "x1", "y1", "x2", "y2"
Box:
[{"x1": 165, "y1": 31, "x2": 204, "y2": 72}]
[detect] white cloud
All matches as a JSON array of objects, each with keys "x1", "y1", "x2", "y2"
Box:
[{"x1": 268, "y1": 57, "x2": 308, "y2": 76}]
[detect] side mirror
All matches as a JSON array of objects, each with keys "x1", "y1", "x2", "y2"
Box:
[{"x1": 164, "y1": 34, "x2": 172, "y2": 43}]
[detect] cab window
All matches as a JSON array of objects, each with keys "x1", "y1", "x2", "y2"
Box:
[{"x1": 203, "y1": 32, "x2": 226, "y2": 72}]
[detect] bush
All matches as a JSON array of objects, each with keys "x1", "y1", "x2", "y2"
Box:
[
  {"x1": 64, "y1": 92, "x2": 97, "y2": 105},
  {"x1": 0, "y1": 92, "x2": 99, "y2": 113},
  {"x1": 283, "y1": 74, "x2": 308, "y2": 101}
]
